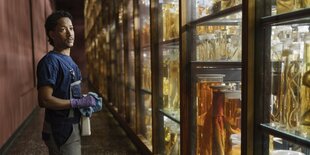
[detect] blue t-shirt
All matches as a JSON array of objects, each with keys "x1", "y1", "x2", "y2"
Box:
[
  {"x1": 37, "y1": 51, "x2": 82, "y2": 99},
  {"x1": 37, "y1": 51, "x2": 82, "y2": 146}
]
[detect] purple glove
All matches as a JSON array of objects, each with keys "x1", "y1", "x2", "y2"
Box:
[{"x1": 70, "y1": 95, "x2": 96, "y2": 108}]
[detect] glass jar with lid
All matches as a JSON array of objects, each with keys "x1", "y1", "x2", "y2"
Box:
[{"x1": 196, "y1": 74, "x2": 225, "y2": 155}]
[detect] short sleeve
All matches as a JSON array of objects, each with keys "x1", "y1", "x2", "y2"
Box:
[{"x1": 37, "y1": 57, "x2": 58, "y2": 89}]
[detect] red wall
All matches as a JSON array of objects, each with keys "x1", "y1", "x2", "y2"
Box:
[{"x1": 0, "y1": 0, "x2": 52, "y2": 148}]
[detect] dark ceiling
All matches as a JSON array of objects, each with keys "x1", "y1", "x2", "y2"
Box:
[{"x1": 54, "y1": 0, "x2": 84, "y2": 24}]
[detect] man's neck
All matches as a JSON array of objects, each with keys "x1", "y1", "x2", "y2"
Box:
[{"x1": 54, "y1": 47, "x2": 71, "y2": 56}]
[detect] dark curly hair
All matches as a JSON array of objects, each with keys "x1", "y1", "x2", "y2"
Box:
[{"x1": 45, "y1": 10, "x2": 73, "y2": 46}]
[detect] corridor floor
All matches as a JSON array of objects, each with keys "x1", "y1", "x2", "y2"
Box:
[{"x1": 5, "y1": 107, "x2": 140, "y2": 155}]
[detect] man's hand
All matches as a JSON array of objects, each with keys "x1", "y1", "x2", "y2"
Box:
[{"x1": 70, "y1": 95, "x2": 96, "y2": 108}]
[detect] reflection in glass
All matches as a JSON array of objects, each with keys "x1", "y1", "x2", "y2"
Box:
[
  {"x1": 162, "y1": 47, "x2": 180, "y2": 118},
  {"x1": 129, "y1": 90, "x2": 136, "y2": 131},
  {"x1": 129, "y1": 50, "x2": 135, "y2": 87},
  {"x1": 141, "y1": 49, "x2": 152, "y2": 91},
  {"x1": 164, "y1": 116, "x2": 180, "y2": 155},
  {"x1": 139, "y1": 51, "x2": 152, "y2": 149},
  {"x1": 138, "y1": 93, "x2": 152, "y2": 149},
  {"x1": 138, "y1": 0, "x2": 152, "y2": 150}
]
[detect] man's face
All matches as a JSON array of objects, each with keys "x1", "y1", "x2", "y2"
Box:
[{"x1": 50, "y1": 17, "x2": 74, "y2": 49}]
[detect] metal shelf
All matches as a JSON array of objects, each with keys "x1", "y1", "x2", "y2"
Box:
[
  {"x1": 189, "y1": 4, "x2": 242, "y2": 26},
  {"x1": 261, "y1": 123, "x2": 310, "y2": 148},
  {"x1": 141, "y1": 88, "x2": 152, "y2": 95},
  {"x1": 191, "y1": 61, "x2": 242, "y2": 68},
  {"x1": 159, "y1": 109, "x2": 180, "y2": 124},
  {"x1": 261, "y1": 8, "x2": 310, "y2": 26},
  {"x1": 159, "y1": 38, "x2": 179, "y2": 46}
]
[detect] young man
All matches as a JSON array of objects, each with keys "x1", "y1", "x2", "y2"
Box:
[{"x1": 37, "y1": 10, "x2": 95, "y2": 155}]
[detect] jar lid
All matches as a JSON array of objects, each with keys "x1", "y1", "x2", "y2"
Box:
[
  {"x1": 222, "y1": 90, "x2": 241, "y2": 99},
  {"x1": 209, "y1": 85, "x2": 230, "y2": 90},
  {"x1": 197, "y1": 74, "x2": 225, "y2": 82},
  {"x1": 271, "y1": 150, "x2": 304, "y2": 155}
]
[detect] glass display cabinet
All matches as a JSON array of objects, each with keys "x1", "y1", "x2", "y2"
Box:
[
  {"x1": 109, "y1": 1, "x2": 118, "y2": 111},
  {"x1": 137, "y1": 0, "x2": 153, "y2": 150},
  {"x1": 153, "y1": 0, "x2": 181, "y2": 154},
  {"x1": 100, "y1": 4, "x2": 110, "y2": 100},
  {"x1": 255, "y1": 0, "x2": 310, "y2": 154},
  {"x1": 124, "y1": 0, "x2": 137, "y2": 132},
  {"x1": 180, "y1": 0, "x2": 244, "y2": 154},
  {"x1": 96, "y1": 26, "x2": 109, "y2": 100},
  {"x1": 115, "y1": 1, "x2": 126, "y2": 119},
  {"x1": 160, "y1": 46, "x2": 181, "y2": 154},
  {"x1": 85, "y1": 0, "x2": 106, "y2": 97}
]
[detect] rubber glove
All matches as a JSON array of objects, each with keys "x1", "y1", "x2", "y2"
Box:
[
  {"x1": 70, "y1": 95, "x2": 96, "y2": 108},
  {"x1": 79, "y1": 92, "x2": 103, "y2": 117}
]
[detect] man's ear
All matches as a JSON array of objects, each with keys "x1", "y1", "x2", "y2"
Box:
[{"x1": 48, "y1": 31, "x2": 55, "y2": 39}]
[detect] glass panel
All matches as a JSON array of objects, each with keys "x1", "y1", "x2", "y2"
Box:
[
  {"x1": 269, "y1": 135, "x2": 310, "y2": 154},
  {"x1": 269, "y1": 24, "x2": 310, "y2": 139},
  {"x1": 272, "y1": 0, "x2": 310, "y2": 16},
  {"x1": 138, "y1": 93, "x2": 152, "y2": 150},
  {"x1": 141, "y1": 48, "x2": 152, "y2": 91},
  {"x1": 129, "y1": 50, "x2": 135, "y2": 88},
  {"x1": 161, "y1": 0, "x2": 179, "y2": 41},
  {"x1": 140, "y1": 0, "x2": 151, "y2": 47},
  {"x1": 98, "y1": 29, "x2": 108, "y2": 97},
  {"x1": 129, "y1": 89, "x2": 136, "y2": 131},
  {"x1": 127, "y1": 0, "x2": 135, "y2": 88},
  {"x1": 194, "y1": 0, "x2": 242, "y2": 20},
  {"x1": 128, "y1": 6, "x2": 135, "y2": 52},
  {"x1": 111, "y1": 62, "x2": 117, "y2": 108},
  {"x1": 138, "y1": 0, "x2": 152, "y2": 150},
  {"x1": 162, "y1": 46, "x2": 180, "y2": 120},
  {"x1": 125, "y1": 0, "x2": 136, "y2": 130},
  {"x1": 164, "y1": 116, "x2": 181, "y2": 154},
  {"x1": 193, "y1": 10, "x2": 242, "y2": 155},
  {"x1": 139, "y1": 49, "x2": 152, "y2": 147},
  {"x1": 102, "y1": 28, "x2": 110, "y2": 99},
  {"x1": 124, "y1": 0, "x2": 136, "y2": 124},
  {"x1": 158, "y1": 0, "x2": 180, "y2": 154},
  {"x1": 195, "y1": 12, "x2": 242, "y2": 62},
  {"x1": 116, "y1": 3, "x2": 125, "y2": 117}
]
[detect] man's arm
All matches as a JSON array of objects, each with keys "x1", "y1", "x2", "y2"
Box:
[
  {"x1": 38, "y1": 85, "x2": 97, "y2": 110},
  {"x1": 38, "y1": 85, "x2": 71, "y2": 110}
]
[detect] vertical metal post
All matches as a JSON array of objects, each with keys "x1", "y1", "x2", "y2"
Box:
[{"x1": 180, "y1": 0, "x2": 191, "y2": 154}]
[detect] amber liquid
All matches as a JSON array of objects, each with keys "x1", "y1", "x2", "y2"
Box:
[
  {"x1": 196, "y1": 81, "x2": 222, "y2": 155},
  {"x1": 302, "y1": 0, "x2": 310, "y2": 7},
  {"x1": 300, "y1": 42, "x2": 310, "y2": 135},
  {"x1": 164, "y1": 127, "x2": 180, "y2": 155},
  {"x1": 276, "y1": 0, "x2": 301, "y2": 14},
  {"x1": 224, "y1": 98, "x2": 241, "y2": 155},
  {"x1": 225, "y1": 99, "x2": 241, "y2": 129},
  {"x1": 212, "y1": 90, "x2": 226, "y2": 155}
]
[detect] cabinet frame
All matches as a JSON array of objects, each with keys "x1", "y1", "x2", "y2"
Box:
[
  {"x1": 179, "y1": 0, "x2": 255, "y2": 154},
  {"x1": 254, "y1": 0, "x2": 310, "y2": 154}
]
